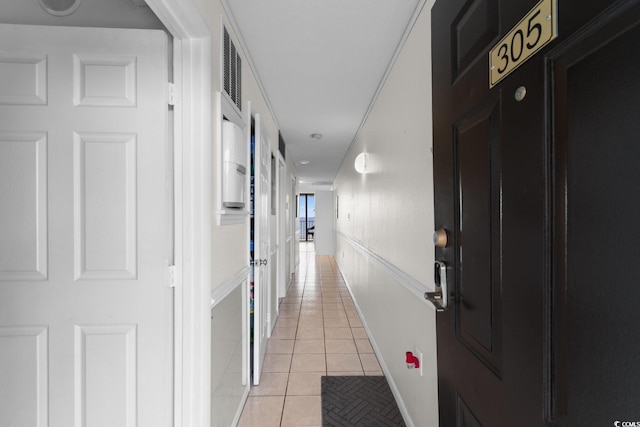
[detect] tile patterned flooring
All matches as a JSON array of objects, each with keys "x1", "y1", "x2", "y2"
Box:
[{"x1": 237, "y1": 243, "x2": 383, "y2": 427}]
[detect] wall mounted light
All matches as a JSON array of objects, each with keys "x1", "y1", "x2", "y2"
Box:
[{"x1": 354, "y1": 152, "x2": 368, "y2": 174}]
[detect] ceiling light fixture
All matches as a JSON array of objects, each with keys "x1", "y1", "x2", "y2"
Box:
[
  {"x1": 310, "y1": 133, "x2": 323, "y2": 140},
  {"x1": 39, "y1": 0, "x2": 81, "y2": 16},
  {"x1": 298, "y1": 160, "x2": 310, "y2": 165}
]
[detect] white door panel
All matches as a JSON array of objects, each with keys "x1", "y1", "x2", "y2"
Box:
[
  {"x1": 0, "y1": 24, "x2": 172, "y2": 427},
  {"x1": 252, "y1": 114, "x2": 271, "y2": 385}
]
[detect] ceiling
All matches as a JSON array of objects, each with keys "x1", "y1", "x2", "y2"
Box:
[{"x1": 223, "y1": 0, "x2": 424, "y2": 187}]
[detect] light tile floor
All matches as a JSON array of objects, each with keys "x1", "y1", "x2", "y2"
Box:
[{"x1": 237, "y1": 242, "x2": 383, "y2": 427}]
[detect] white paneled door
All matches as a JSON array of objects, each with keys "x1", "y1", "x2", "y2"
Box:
[
  {"x1": 0, "y1": 24, "x2": 173, "y2": 427},
  {"x1": 252, "y1": 114, "x2": 271, "y2": 385}
]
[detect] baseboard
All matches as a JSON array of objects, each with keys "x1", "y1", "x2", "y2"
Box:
[
  {"x1": 231, "y1": 385, "x2": 250, "y2": 427},
  {"x1": 336, "y1": 264, "x2": 416, "y2": 427}
]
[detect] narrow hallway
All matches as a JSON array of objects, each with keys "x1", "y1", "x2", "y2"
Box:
[{"x1": 238, "y1": 242, "x2": 383, "y2": 427}]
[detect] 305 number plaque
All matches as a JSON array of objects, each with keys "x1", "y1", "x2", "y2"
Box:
[{"x1": 489, "y1": 0, "x2": 557, "y2": 88}]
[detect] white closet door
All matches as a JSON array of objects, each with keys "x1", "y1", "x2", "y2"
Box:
[
  {"x1": 0, "y1": 24, "x2": 173, "y2": 427},
  {"x1": 252, "y1": 114, "x2": 271, "y2": 385}
]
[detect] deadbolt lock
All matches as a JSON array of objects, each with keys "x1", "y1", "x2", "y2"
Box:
[{"x1": 433, "y1": 228, "x2": 448, "y2": 248}]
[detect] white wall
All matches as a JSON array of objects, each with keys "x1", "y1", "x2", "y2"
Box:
[
  {"x1": 314, "y1": 190, "x2": 335, "y2": 256},
  {"x1": 188, "y1": 1, "x2": 299, "y2": 423},
  {"x1": 210, "y1": 285, "x2": 244, "y2": 427},
  {"x1": 192, "y1": 0, "x2": 262, "y2": 288},
  {"x1": 333, "y1": 2, "x2": 438, "y2": 426}
]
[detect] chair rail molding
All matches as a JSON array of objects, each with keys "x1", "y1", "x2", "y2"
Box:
[{"x1": 337, "y1": 231, "x2": 434, "y2": 305}]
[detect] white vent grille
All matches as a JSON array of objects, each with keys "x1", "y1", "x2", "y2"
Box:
[{"x1": 223, "y1": 26, "x2": 242, "y2": 111}]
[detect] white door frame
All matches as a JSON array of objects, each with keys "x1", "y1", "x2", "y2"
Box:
[
  {"x1": 277, "y1": 153, "x2": 287, "y2": 299},
  {"x1": 252, "y1": 113, "x2": 270, "y2": 384},
  {"x1": 291, "y1": 175, "x2": 298, "y2": 274},
  {"x1": 143, "y1": 2, "x2": 212, "y2": 427}
]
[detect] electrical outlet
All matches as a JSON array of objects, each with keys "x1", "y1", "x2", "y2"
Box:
[{"x1": 415, "y1": 346, "x2": 423, "y2": 376}]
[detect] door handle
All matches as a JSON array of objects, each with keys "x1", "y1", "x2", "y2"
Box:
[
  {"x1": 425, "y1": 261, "x2": 448, "y2": 312},
  {"x1": 433, "y1": 228, "x2": 448, "y2": 248}
]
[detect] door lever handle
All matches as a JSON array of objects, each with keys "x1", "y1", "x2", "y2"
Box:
[
  {"x1": 425, "y1": 261, "x2": 448, "y2": 311},
  {"x1": 425, "y1": 291, "x2": 446, "y2": 311}
]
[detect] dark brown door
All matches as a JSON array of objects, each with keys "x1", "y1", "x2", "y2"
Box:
[{"x1": 432, "y1": 0, "x2": 640, "y2": 425}]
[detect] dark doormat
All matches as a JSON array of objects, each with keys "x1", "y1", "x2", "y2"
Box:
[{"x1": 321, "y1": 376, "x2": 406, "y2": 426}]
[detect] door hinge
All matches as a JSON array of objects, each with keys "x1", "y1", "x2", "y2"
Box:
[
  {"x1": 168, "y1": 82, "x2": 176, "y2": 106},
  {"x1": 168, "y1": 265, "x2": 177, "y2": 288}
]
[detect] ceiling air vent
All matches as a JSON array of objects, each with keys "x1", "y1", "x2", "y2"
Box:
[{"x1": 223, "y1": 26, "x2": 242, "y2": 112}]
